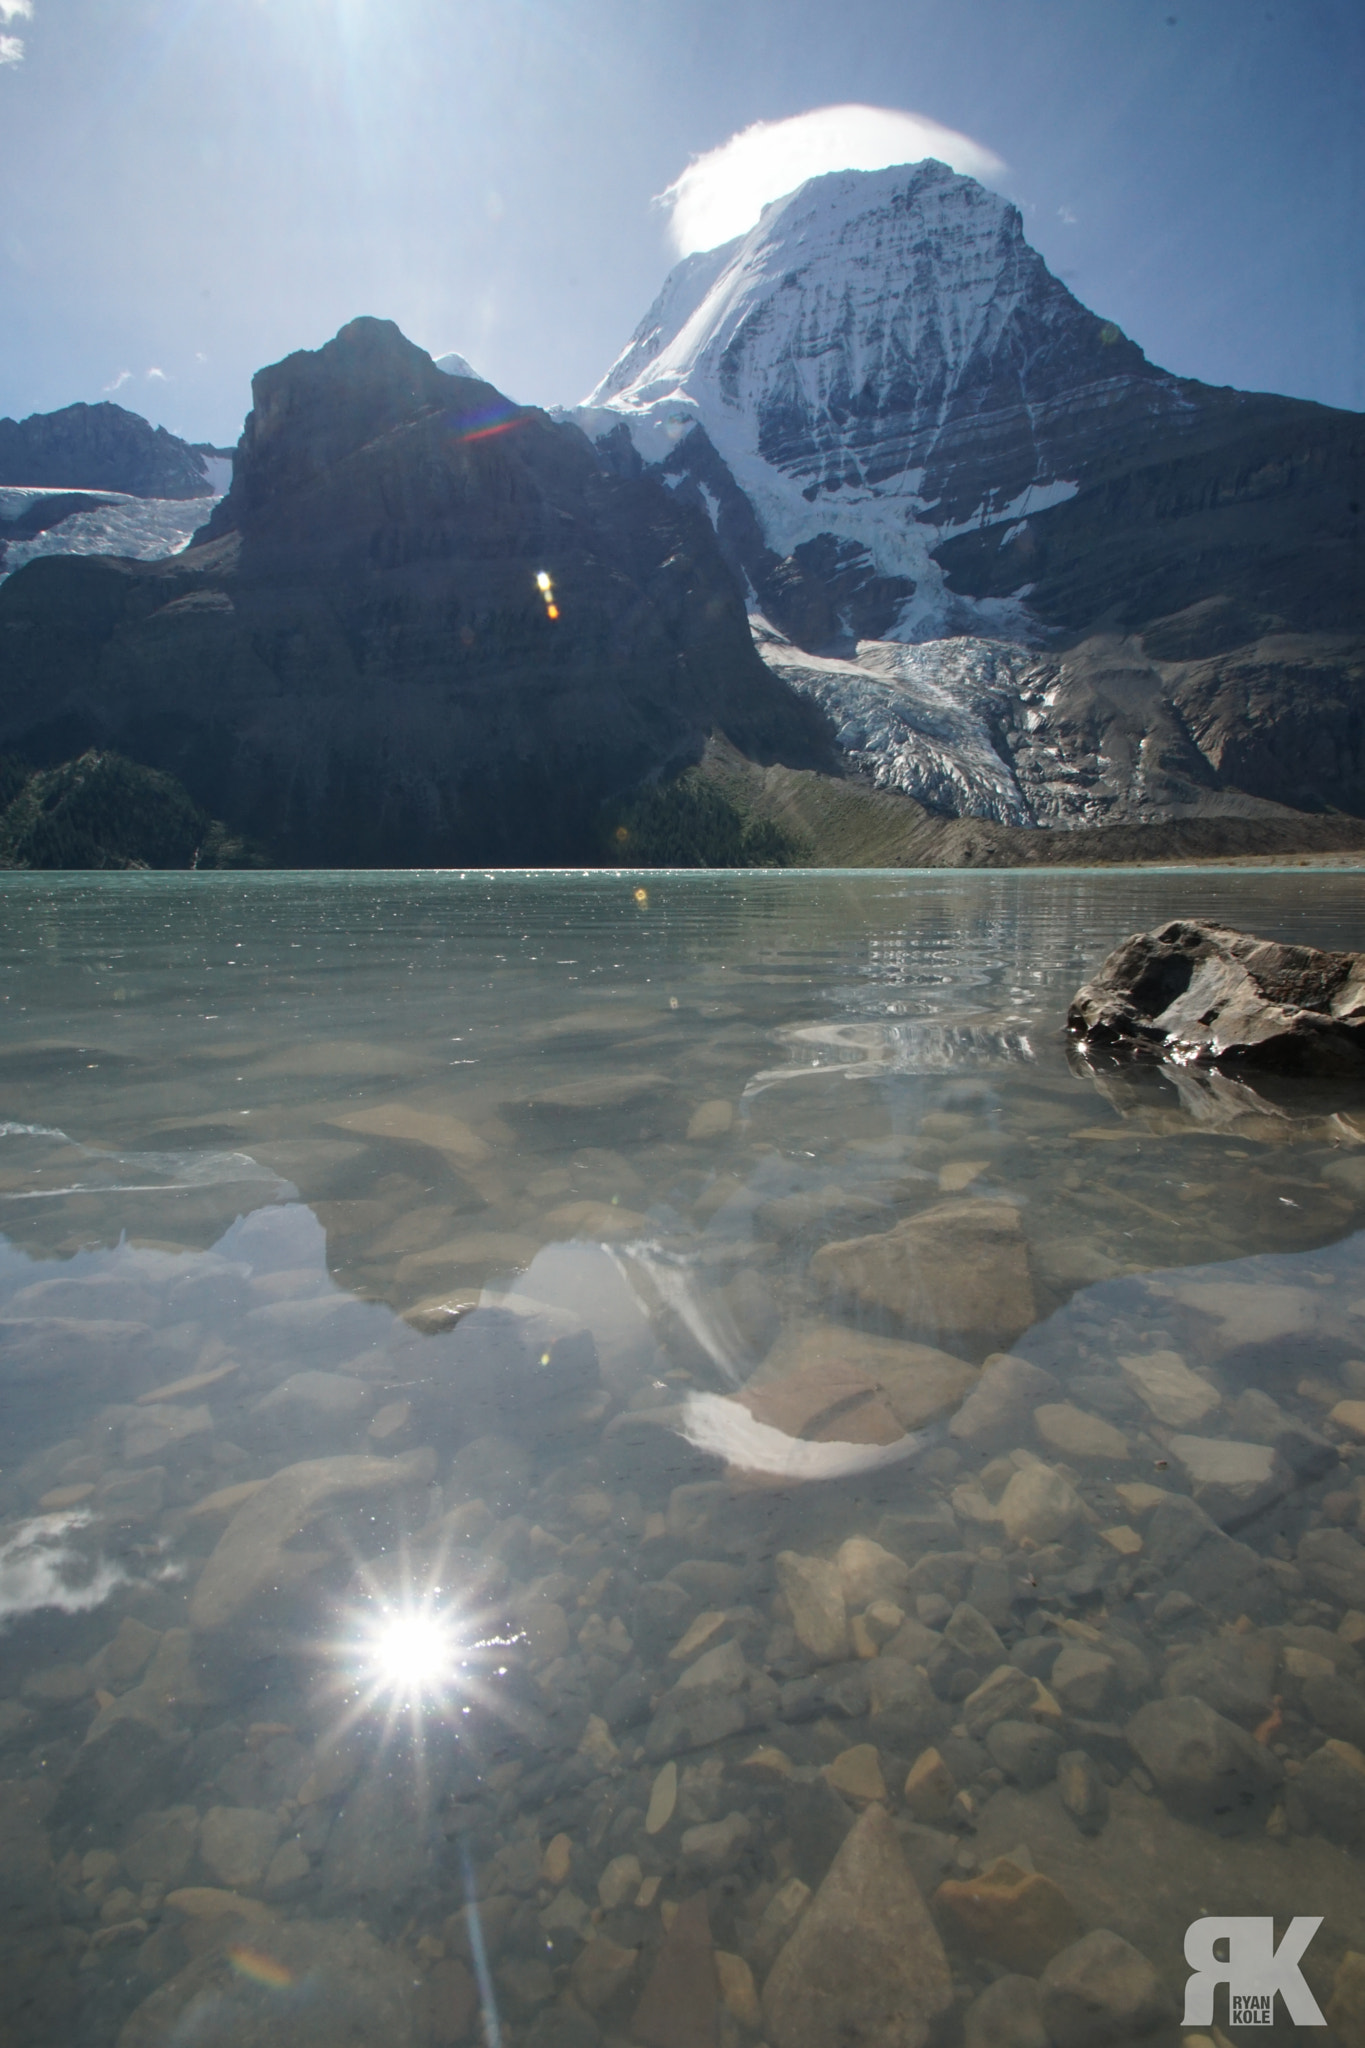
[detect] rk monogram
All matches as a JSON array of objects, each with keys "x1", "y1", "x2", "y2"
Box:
[{"x1": 1183, "y1": 1916, "x2": 1325, "y2": 2027}]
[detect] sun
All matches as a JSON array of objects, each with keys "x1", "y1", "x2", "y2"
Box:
[{"x1": 360, "y1": 1602, "x2": 462, "y2": 1703}]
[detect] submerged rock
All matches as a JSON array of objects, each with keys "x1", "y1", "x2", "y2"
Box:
[
  {"x1": 632, "y1": 1890, "x2": 717, "y2": 2048},
  {"x1": 995, "y1": 1461, "x2": 1082, "y2": 1546},
  {"x1": 189, "y1": 1448, "x2": 435, "y2": 1628},
  {"x1": 116, "y1": 1915, "x2": 427, "y2": 2047},
  {"x1": 1125, "y1": 1695, "x2": 1282, "y2": 1820},
  {"x1": 0, "y1": 1781, "x2": 76, "y2": 2048},
  {"x1": 1068, "y1": 919, "x2": 1365, "y2": 1074},
  {"x1": 934, "y1": 1855, "x2": 1080, "y2": 1974},
  {"x1": 199, "y1": 1806, "x2": 280, "y2": 1890},
  {"x1": 751, "y1": 1327, "x2": 978, "y2": 1436},
  {"x1": 963, "y1": 1974, "x2": 1048, "y2": 2048},
  {"x1": 776, "y1": 1550, "x2": 849, "y2": 1662},
  {"x1": 1038, "y1": 1929, "x2": 1174, "y2": 2046},
  {"x1": 762, "y1": 1804, "x2": 952, "y2": 2048},
  {"x1": 809, "y1": 1199, "x2": 1036, "y2": 1349},
  {"x1": 949, "y1": 1355, "x2": 1060, "y2": 1449},
  {"x1": 1290, "y1": 1738, "x2": 1365, "y2": 1844}
]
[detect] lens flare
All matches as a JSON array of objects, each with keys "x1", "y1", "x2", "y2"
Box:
[
  {"x1": 229, "y1": 1946, "x2": 294, "y2": 1990},
  {"x1": 535, "y1": 568, "x2": 560, "y2": 621},
  {"x1": 535, "y1": 571, "x2": 551, "y2": 592},
  {"x1": 447, "y1": 401, "x2": 524, "y2": 446}
]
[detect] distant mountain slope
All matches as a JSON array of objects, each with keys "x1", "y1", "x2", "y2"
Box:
[
  {"x1": 0, "y1": 319, "x2": 831, "y2": 865},
  {"x1": 0, "y1": 403, "x2": 234, "y2": 585},
  {"x1": 0, "y1": 400, "x2": 224, "y2": 498},
  {"x1": 578, "y1": 159, "x2": 1364, "y2": 829}
]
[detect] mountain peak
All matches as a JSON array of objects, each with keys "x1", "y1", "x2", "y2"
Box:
[
  {"x1": 579, "y1": 158, "x2": 1163, "y2": 643},
  {"x1": 210, "y1": 317, "x2": 513, "y2": 534},
  {"x1": 0, "y1": 400, "x2": 217, "y2": 500}
]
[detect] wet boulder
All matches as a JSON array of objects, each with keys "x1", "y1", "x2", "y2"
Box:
[{"x1": 1068, "y1": 919, "x2": 1365, "y2": 1074}]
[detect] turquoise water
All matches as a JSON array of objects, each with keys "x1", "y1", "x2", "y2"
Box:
[{"x1": 1, "y1": 868, "x2": 1364, "y2": 2047}]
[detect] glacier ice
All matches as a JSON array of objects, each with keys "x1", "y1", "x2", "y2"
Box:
[{"x1": 0, "y1": 484, "x2": 225, "y2": 584}]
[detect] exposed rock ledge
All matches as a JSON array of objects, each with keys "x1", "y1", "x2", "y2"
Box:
[{"x1": 1068, "y1": 919, "x2": 1365, "y2": 1074}]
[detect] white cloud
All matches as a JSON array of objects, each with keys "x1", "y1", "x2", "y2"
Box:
[
  {"x1": 659, "y1": 104, "x2": 1007, "y2": 257},
  {"x1": 0, "y1": 0, "x2": 30, "y2": 65},
  {"x1": 1058, "y1": 205, "x2": 1078, "y2": 225},
  {"x1": 104, "y1": 369, "x2": 132, "y2": 392},
  {"x1": 146, "y1": 366, "x2": 169, "y2": 381}
]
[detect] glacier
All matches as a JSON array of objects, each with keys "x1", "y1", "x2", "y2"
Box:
[
  {"x1": 0, "y1": 484, "x2": 226, "y2": 584},
  {"x1": 750, "y1": 616, "x2": 1048, "y2": 824}
]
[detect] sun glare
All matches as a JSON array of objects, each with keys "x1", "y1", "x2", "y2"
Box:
[{"x1": 360, "y1": 1602, "x2": 461, "y2": 1702}]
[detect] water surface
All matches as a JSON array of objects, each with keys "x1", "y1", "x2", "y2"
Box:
[{"x1": 3, "y1": 868, "x2": 1365, "y2": 2047}]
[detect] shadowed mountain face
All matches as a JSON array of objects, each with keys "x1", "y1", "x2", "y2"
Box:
[
  {"x1": 0, "y1": 401, "x2": 218, "y2": 499},
  {"x1": 580, "y1": 160, "x2": 1365, "y2": 831},
  {"x1": 0, "y1": 320, "x2": 832, "y2": 865}
]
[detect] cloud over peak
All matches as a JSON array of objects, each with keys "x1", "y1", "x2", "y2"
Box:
[{"x1": 658, "y1": 104, "x2": 1006, "y2": 257}]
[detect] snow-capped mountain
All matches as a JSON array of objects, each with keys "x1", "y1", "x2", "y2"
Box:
[
  {"x1": 578, "y1": 158, "x2": 1176, "y2": 645},
  {"x1": 578, "y1": 159, "x2": 1364, "y2": 828},
  {"x1": 435, "y1": 350, "x2": 481, "y2": 380}
]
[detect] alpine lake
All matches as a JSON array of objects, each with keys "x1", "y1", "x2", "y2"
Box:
[{"x1": 2, "y1": 866, "x2": 1365, "y2": 2048}]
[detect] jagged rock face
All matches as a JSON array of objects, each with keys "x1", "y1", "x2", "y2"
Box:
[
  {"x1": 0, "y1": 319, "x2": 830, "y2": 864},
  {"x1": 1068, "y1": 920, "x2": 1365, "y2": 1074},
  {"x1": 0, "y1": 401, "x2": 216, "y2": 498},
  {"x1": 582, "y1": 159, "x2": 1364, "y2": 830}
]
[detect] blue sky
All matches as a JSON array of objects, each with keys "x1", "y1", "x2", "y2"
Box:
[{"x1": 0, "y1": 0, "x2": 1360, "y2": 444}]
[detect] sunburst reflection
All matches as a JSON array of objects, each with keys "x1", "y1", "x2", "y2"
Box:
[{"x1": 309, "y1": 1538, "x2": 527, "y2": 1808}]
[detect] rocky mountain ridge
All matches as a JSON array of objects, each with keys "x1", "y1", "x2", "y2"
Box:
[
  {"x1": 0, "y1": 400, "x2": 225, "y2": 498},
  {"x1": 0, "y1": 164, "x2": 1360, "y2": 860},
  {"x1": 0, "y1": 319, "x2": 831, "y2": 865}
]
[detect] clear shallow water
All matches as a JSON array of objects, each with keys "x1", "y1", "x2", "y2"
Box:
[{"x1": 2, "y1": 868, "x2": 1365, "y2": 2047}]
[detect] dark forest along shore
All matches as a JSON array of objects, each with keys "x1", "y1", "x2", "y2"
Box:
[{"x1": 2, "y1": 868, "x2": 1365, "y2": 2047}]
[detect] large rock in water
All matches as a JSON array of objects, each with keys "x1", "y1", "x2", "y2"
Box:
[
  {"x1": 809, "y1": 1198, "x2": 1036, "y2": 1352},
  {"x1": 189, "y1": 1448, "x2": 435, "y2": 1629},
  {"x1": 762, "y1": 1803, "x2": 952, "y2": 2048},
  {"x1": 1068, "y1": 919, "x2": 1365, "y2": 1074},
  {"x1": 0, "y1": 319, "x2": 830, "y2": 864}
]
